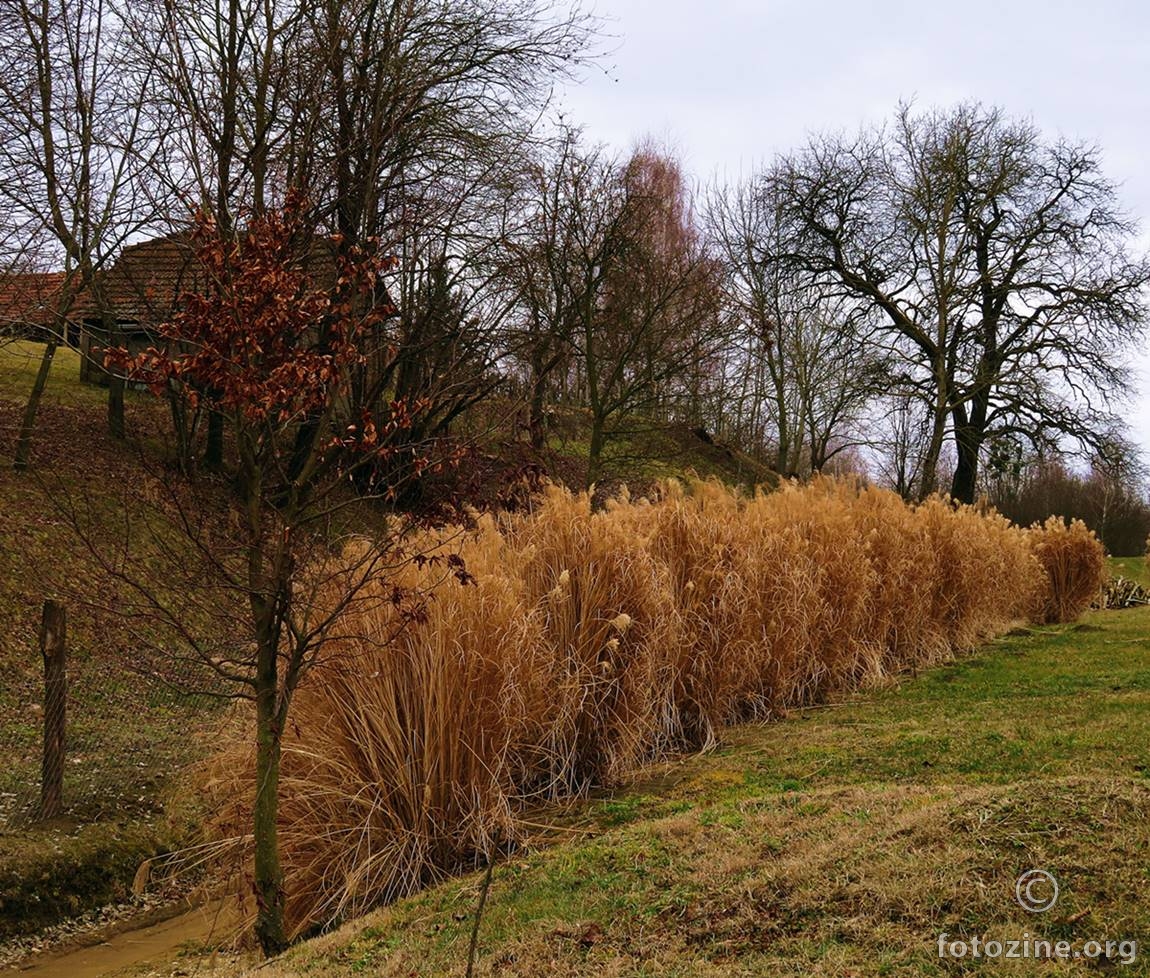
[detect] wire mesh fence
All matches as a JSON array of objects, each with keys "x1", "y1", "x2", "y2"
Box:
[
  {"x1": 0, "y1": 336, "x2": 229, "y2": 831},
  {"x1": 0, "y1": 608, "x2": 223, "y2": 831}
]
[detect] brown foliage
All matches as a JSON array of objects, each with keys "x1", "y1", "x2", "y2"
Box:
[{"x1": 106, "y1": 205, "x2": 394, "y2": 429}]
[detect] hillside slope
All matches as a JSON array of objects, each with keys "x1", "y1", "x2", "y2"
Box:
[
  {"x1": 141, "y1": 594, "x2": 1150, "y2": 977},
  {"x1": 0, "y1": 343, "x2": 778, "y2": 939}
]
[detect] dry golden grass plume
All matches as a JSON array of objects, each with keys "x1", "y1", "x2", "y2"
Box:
[
  {"x1": 1028, "y1": 516, "x2": 1106, "y2": 624},
  {"x1": 202, "y1": 478, "x2": 1085, "y2": 939}
]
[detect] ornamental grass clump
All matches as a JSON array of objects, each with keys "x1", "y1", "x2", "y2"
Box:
[
  {"x1": 203, "y1": 478, "x2": 1084, "y2": 938},
  {"x1": 1029, "y1": 516, "x2": 1106, "y2": 624}
]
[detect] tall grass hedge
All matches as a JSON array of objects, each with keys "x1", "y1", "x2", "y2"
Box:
[{"x1": 202, "y1": 478, "x2": 1104, "y2": 938}]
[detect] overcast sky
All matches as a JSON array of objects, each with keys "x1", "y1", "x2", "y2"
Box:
[{"x1": 557, "y1": 0, "x2": 1150, "y2": 459}]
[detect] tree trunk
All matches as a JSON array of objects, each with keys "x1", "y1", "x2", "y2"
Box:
[
  {"x1": 205, "y1": 410, "x2": 224, "y2": 470},
  {"x1": 918, "y1": 381, "x2": 949, "y2": 500},
  {"x1": 774, "y1": 431, "x2": 790, "y2": 479},
  {"x1": 809, "y1": 426, "x2": 829, "y2": 475},
  {"x1": 106, "y1": 317, "x2": 125, "y2": 440},
  {"x1": 38, "y1": 600, "x2": 67, "y2": 821},
  {"x1": 13, "y1": 340, "x2": 58, "y2": 471},
  {"x1": 586, "y1": 413, "x2": 606, "y2": 490},
  {"x1": 950, "y1": 390, "x2": 989, "y2": 505},
  {"x1": 167, "y1": 384, "x2": 195, "y2": 474},
  {"x1": 252, "y1": 647, "x2": 286, "y2": 957},
  {"x1": 528, "y1": 368, "x2": 548, "y2": 451},
  {"x1": 769, "y1": 356, "x2": 790, "y2": 477},
  {"x1": 108, "y1": 374, "x2": 125, "y2": 439},
  {"x1": 950, "y1": 423, "x2": 981, "y2": 504}
]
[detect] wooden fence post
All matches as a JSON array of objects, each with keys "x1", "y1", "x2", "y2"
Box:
[{"x1": 39, "y1": 600, "x2": 67, "y2": 821}]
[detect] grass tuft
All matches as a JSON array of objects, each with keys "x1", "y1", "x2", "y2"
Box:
[{"x1": 1028, "y1": 516, "x2": 1106, "y2": 624}]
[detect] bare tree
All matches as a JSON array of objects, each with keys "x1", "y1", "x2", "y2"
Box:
[
  {"x1": 287, "y1": 1, "x2": 596, "y2": 493},
  {"x1": 503, "y1": 127, "x2": 588, "y2": 449},
  {"x1": 580, "y1": 146, "x2": 707, "y2": 483},
  {"x1": 128, "y1": 0, "x2": 595, "y2": 481},
  {"x1": 868, "y1": 389, "x2": 937, "y2": 499},
  {"x1": 126, "y1": 0, "x2": 316, "y2": 227},
  {"x1": 789, "y1": 298, "x2": 881, "y2": 473},
  {"x1": 118, "y1": 0, "x2": 316, "y2": 467},
  {"x1": 705, "y1": 179, "x2": 882, "y2": 476},
  {"x1": 705, "y1": 179, "x2": 803, "y2": 471},
  {"x1": 770, "y1": 102, "x2": 1150, "y2": 503},
  {"x1": 0, "y1": 0, "x2": 167, "y2": 456},
  {"x1": 528, "y1": 141, "x2": 721, "y2": 487},
  {"x1": 364, "y1": 166, "x2": 525, "y2": 501}
]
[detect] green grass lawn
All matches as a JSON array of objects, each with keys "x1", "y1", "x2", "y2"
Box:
[
  {"x1": 181, "y1": 571, "x2": 1150, "y2": 977},
  {"x1": 0, "y1": 339, "x2": 108, "y2": 409},
  {"x1": 1110, "y1": 555, "x2": 1150, "y2": 587}
]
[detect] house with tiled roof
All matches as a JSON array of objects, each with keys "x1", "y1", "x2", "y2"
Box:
[
  {"x1": 17, "y1": 229, "x2": 372, "y2": 386},
  {"x1": 76, "y1": 232, "x2": 202, "y2": 384},
  {"x1": 0, "y1": 271, "x2": 76, "y2": 342}
]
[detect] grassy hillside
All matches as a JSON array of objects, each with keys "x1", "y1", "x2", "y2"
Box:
[
  {"x1": 0, "y1": 340, "x2": 1143, "y2": 971},
  {"x1": 415, "y1": 400, "x2": 781, "y2": 514},
  {"x1": 0, "y1": 344, "x2": 219, "y2": 935},
  {"x1": 0, "y1": 341, "x2": 105, "y2": 409},
  {"x1": 177, "y1": 591, "x2": 1150, "y2": 977},
  {"x1": 0, "y1": 342, "x2": 781, "y2": 940},
  {"x1": 1109, "y1": 555, "x2": 1150, "y2": 587},
  {"x1": 0, "y1": 342, "x2": 209, "y2": 816}
]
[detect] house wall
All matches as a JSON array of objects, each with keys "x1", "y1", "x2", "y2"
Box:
[{"x1": 79, "y1": 324, "x2": 153, "y2": 389}]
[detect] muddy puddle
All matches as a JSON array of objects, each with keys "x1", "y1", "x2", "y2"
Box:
[{"x1": 6, "y1": 903, "x2": 238, "y2": 978}]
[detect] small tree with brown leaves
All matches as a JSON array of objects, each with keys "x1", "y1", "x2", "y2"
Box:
[{"x1": 107, "y1": 200, "x2": 456, "y2": 955}]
